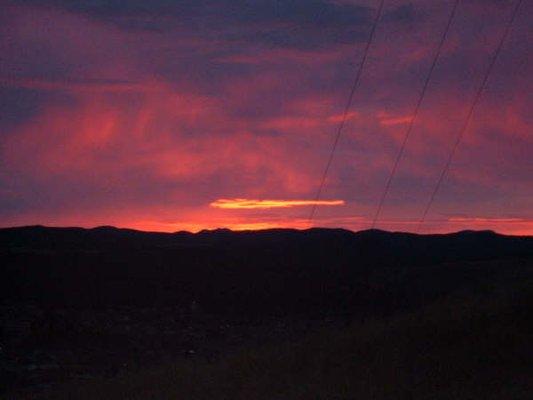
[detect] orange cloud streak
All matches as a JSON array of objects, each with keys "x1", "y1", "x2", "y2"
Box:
[{"x1": 210, "y1": 198, "x2": 345, "y2": 209}]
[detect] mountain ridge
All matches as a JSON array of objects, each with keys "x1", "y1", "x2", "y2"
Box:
[{"x1": 0, "y1": 224, "x2": 523, "y2": 238}]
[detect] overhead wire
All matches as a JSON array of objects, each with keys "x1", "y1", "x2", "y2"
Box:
[
  {"x1": 308, "y1": 0, "x2": 385, "y2": 222},
  {"x1": 416, "y1": 0, "x2": 524, "y2": 232},
  {"x1": 370, "y1": 0, "x2": 460, "y2": 229}
]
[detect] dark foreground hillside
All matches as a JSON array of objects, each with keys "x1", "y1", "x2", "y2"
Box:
[
  {"x1": 13, "y1": 268, "x2": 533, "y2": 400},
  {"x1": 1, "y1": 226, "x2": 532, "y2": 398},
  {"x1": 2, "y1": 226, "x2": 532, "y2": 315}
]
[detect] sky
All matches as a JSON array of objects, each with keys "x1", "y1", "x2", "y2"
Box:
[{"x1": 0, "y1": 0, "x2": 531, "y2": 234}]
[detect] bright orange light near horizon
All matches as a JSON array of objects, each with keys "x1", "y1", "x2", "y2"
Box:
[{"x1": 210, "y1": 198, "x2": 345, "y2": 209}]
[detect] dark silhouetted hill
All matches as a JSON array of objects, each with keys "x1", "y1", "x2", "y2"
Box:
[
  {"x1": 2, "y1": 226, "x2": 533, "y2": 399},
  {"x1": 1, "y1": 226, "x2": 532, "y2": 317}
]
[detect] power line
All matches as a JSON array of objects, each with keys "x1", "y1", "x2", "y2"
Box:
[
  {"x1": 416, "y1": 0, "x2": 523, "y2": 233},
  {"x1": 371, "y1": 0, "x2": 460, "y2": 229},
  {"x1": 308, "y1": 0, "x2": 385, "y2": 222}
]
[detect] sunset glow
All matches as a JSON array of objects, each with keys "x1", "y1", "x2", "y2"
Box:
[
  {"x1": 210, "y1": 199, "x2": 345, "y2": 209},
  {"x1": 0, "y1": 0, "x2": 531, "y2": 235}
]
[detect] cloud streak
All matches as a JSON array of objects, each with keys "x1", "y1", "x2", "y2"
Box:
[{"x1": 210, "y1": 199, "x2": 345, "y2": 209}]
